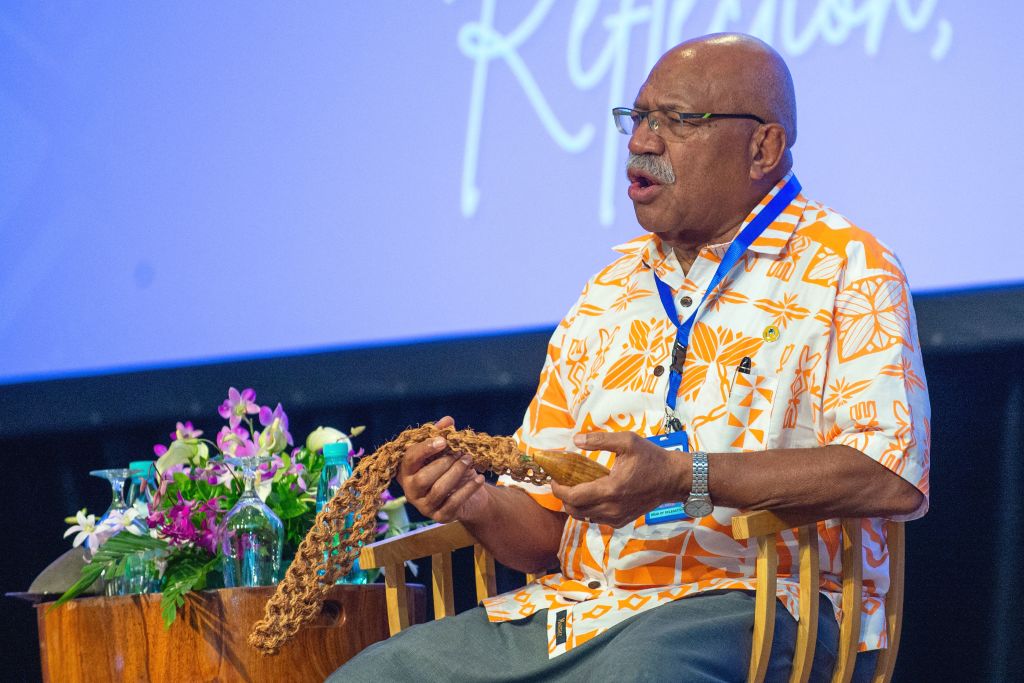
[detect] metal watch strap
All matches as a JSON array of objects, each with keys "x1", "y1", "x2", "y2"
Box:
[
  {"x1": 691, "y1": 451, "x2": 708, "y2": 496},
  {"x1": 683, "y1": 451, "x2": 713, "y2": 517}
]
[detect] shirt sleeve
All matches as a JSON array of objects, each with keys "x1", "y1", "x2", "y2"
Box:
[
  {"x1": 496, "y1": 297, "x2": 584, "y2": 512},
  {"x1": 819, "y1": 256, "x2": 931, "y2": 521}
]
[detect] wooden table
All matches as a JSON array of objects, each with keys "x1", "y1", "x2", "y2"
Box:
[{"x1": 35, "y1": 583, "x2": 426, "y2": 682}]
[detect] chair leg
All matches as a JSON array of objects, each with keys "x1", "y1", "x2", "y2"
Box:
[
  {"x1": 384, "y1": 561, "x2": 410, "y2": 636},
  {"x1": 432, "y1": 552, "x2": 455, "y2": 620},
  {"x1": 473, "y1": 544, "x2": 496, "y2": 602}
]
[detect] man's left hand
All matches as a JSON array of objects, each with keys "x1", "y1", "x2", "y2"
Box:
[{"x1": 549, "y1": 431, "x2": 688, "y2": 528}]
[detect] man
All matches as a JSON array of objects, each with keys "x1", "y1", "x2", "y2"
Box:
[{"x1": 332, "y1": 33, "x2": 929, "y2": 682}]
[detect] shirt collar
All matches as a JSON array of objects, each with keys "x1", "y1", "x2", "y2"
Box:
[{"x1": 612, "y1": 171, "x2": 805, "y2": 263}]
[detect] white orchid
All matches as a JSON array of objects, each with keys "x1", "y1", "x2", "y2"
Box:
[
  {"x1": 63, "y1": 509, "x2": 113, "y2": 555},
  {"x1": 102, "y1": 507, "x2": 145, "y2": 536}
]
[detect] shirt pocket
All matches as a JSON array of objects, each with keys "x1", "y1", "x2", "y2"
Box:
[
  {"x1": 694, "y1": 362, "x2": 780, "y2": 452},
  {"x1": 722, "y1": 366, "x2": 780, "y2": 451}
]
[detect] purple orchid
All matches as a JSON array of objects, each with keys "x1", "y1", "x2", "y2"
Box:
[
  {"x1": 194, "y1": 498, "x2": 222, "y2": 553},
  {"x1": 161, "y1": 494, "x2": 200, "y2": 546},
  {"x1": 202, "y1": 461, "x2": 233, "y2": 486},
  {"x1": 172, "y1": 421, "x2": 203, "y2": 440},
  {"x1": 257, "y1": 455, "x2": 285, "y2": 480},
  {"x1": 259, "y1": 403, "x2": 293, "y2": 447},
  {"x1": 217, "y1": 425, "x2": 256, "y2": 457},
  {"x1": 218, "y1": 387, "x2": 260, "y2": 429},
  {"x1": 153, "y1": 443, "x2": 168, "y2": 456}
]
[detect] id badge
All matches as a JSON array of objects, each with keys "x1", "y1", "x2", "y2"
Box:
[{"x1": 644, "y1": 431, "x2": 689, "y2": 525}]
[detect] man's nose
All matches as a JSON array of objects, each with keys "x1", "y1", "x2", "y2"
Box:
[{"x1": 628, "y1": 116, "x2": 664, "y2": 156}]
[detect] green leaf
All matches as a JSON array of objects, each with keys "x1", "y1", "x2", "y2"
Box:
[
  {"x1": 267, "y1": 488, "x2": 309, "y2": 520},
  {"x1": 49, "y1": 533, "x2": 168, "y2": 611},
  {"x1": 159, "y1": 550, "x2": 219, "y2": 629}
]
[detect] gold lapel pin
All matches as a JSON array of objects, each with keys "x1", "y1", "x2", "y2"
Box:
[{"x1": 762, "y1": 325, "x2": 780, "y2": 343}]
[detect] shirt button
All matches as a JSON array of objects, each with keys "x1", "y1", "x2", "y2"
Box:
[
  {"x1": 587, "y1": 581, "x2": 601, "y2": 589},
  {"x1": 680, "y1": 296, "x2": 693, "y2": 307},
  {"x1": 653, "y1": 365, "x2": 665, "y2": 376}
]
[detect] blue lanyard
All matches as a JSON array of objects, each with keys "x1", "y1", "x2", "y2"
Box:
[{"x1": 653, "y1": 175, "x2": 801, "y2": 429}]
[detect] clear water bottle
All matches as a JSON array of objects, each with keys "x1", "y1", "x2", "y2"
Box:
[{"x1": 317, "y1": 441, "x2": 368, "y2": 584}]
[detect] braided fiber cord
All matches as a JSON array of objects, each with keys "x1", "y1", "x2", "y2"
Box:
[{"x1": 248, "y1": 424, "x2": 549, "y2": 655}]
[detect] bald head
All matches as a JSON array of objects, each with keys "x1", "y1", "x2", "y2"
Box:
[
  {"x1": 653, "y1": 33, "x2": 797, "y2": 150},
  {"x1": 626, "y1": 33, "x2": 799, "y2": 250}
]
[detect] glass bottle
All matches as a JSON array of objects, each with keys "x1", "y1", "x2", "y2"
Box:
[
  {"x1": 317, "y1": 441, "x2": 368, "y2": 584},
  {"x1": 220, "y1": 455, "x2": 284, "y2": 587}
]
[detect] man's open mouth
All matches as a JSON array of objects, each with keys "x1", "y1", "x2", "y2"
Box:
[{"x1": 628, "y1": 170, "x2": 660, "y2": 188}]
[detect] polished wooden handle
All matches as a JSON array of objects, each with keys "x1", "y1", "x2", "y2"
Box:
[{"x1": 531, "y1": 450, "x2": 610, "y2": 486}]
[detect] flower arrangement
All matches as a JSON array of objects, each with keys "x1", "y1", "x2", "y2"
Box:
[{"x1": 54, "y1": 387, "x2": 410, "y2": 626}]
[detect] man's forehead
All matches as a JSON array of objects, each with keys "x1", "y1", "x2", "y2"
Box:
[{"x1": 634, "y1": 63, "x2": 712, "y2": 110}]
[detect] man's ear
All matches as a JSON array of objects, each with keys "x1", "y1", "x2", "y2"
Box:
[{"x1": 748, "y1": 123, "x2": 787, "y2": 180}]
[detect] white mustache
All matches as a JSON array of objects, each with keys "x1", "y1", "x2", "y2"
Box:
[{"x1": 626, "y1": 153, "x2": 676, "y2": 184}]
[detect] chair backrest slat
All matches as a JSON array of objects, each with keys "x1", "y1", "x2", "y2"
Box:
[
  {"x1": 748, "y1": 534, "x2": 779, "y2": 683},
  {"x1": 831, "y1": 519, "x2": 863, "y2": 683},
  {"x1": 871, "y1": 521, "x2": 905, "y2": 683},
  {"x1": 789, "y1": 524, "x2": 820, "y2": 683}
]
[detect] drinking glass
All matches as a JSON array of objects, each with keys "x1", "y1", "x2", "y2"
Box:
[
  {"x1": 89, "y1": 468, "x2": 135, "y2": 595},
  {"x1": 220, "y1": 456, "x2": 284, "y2": 587}
]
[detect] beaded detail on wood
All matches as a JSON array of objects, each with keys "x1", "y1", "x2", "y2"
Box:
[{"x1": 248, "y1": 424, "x2": 556, "y2": 655}]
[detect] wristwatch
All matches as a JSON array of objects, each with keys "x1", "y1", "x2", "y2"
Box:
[{"x1": 683, "y1": 451, "x2": 713, "y2": 518}]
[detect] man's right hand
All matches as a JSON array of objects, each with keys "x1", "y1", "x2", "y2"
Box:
[{"x1": 396, "y1": 416, "x2": 489, "y2": 523}]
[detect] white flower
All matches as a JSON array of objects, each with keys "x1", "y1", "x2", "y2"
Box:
[
  {"x1": 258, "y1": 418, "x2": 289, "y2": 454},
  {"x1": 255, "y1": 471, "x2": 273, "y2": 502},
  {"x1": 305, "y1": 426, "x2": 350, "y2": 453},
  {"x1": 102, "y1": 507, "x2": 144, "y2": 536},
  {"x1": 63, "y1": 510, "x2": 113, "y2": 555}
]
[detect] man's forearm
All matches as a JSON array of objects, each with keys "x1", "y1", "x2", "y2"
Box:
[
  {"x1": 704, "y1": 444, "x2": 924, "y2": 519},
  {"x1": 461, "y1": 484, "x2": 566, "y2": 574}
]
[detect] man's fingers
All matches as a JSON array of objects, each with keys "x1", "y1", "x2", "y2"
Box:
[
  {"x1": 399, "y1": 416, "x2": 458, "y2": 481},
  {"x1": 551, "y1": 479, "x2": 607, "y2": 508},
  {"x1": 434, "y1": 472, "x2": 485, "y2": 521},
  {"x1": 421, "y1": 455, "x2": 475, "y2": 511},
  {"x1": 401, "y1": 436, "x2": 450, "y2": 476},
  {"x1": 572, "y1": 430, "x2": 638, "y2": 453}
]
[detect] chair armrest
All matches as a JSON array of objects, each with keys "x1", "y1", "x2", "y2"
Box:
[
  {"x1": 359, "y1": 521, "x2": 477, "y2": 570},
  {"x1": 731, "y1": 510, "x2": 825, "y2": 540}
]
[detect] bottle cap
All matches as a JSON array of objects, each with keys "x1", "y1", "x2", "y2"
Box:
[
  {"x1": 323, "y1": 441, "x2": 350, "y2": 465},
  {"x1": 129, "y1": 460, "x2": 156, "y2": 481}
]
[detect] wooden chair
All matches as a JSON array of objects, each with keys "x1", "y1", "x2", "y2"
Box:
[{"x1": 359, "y1": 513, "x2": 905, "y2": 683}]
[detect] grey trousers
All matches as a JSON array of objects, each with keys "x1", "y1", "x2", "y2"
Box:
[{"x1": 328, "y1": 590, "x2": 879, "y2": 682}]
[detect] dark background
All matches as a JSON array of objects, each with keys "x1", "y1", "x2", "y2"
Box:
[{"x1": 2, "y1": 285, "x2": 1023, "y2": 682}]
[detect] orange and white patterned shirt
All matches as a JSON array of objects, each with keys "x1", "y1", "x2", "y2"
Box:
[{"x1": 485, "y1": 172, "x2": 930, "y2": 658}]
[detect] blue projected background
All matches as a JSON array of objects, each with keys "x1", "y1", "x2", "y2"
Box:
[{"x1": 0, "y1": 1, "x2": 1019, "y2": 384}]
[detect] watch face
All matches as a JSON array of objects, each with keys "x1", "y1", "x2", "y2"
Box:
[{"x1": 684, "y1": 498, "x2": 713, "y2": 518}]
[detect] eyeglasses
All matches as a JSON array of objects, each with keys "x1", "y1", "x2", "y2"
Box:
[{"x1": 612, "y1": 107, "x2": 765, "y2": 140}]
